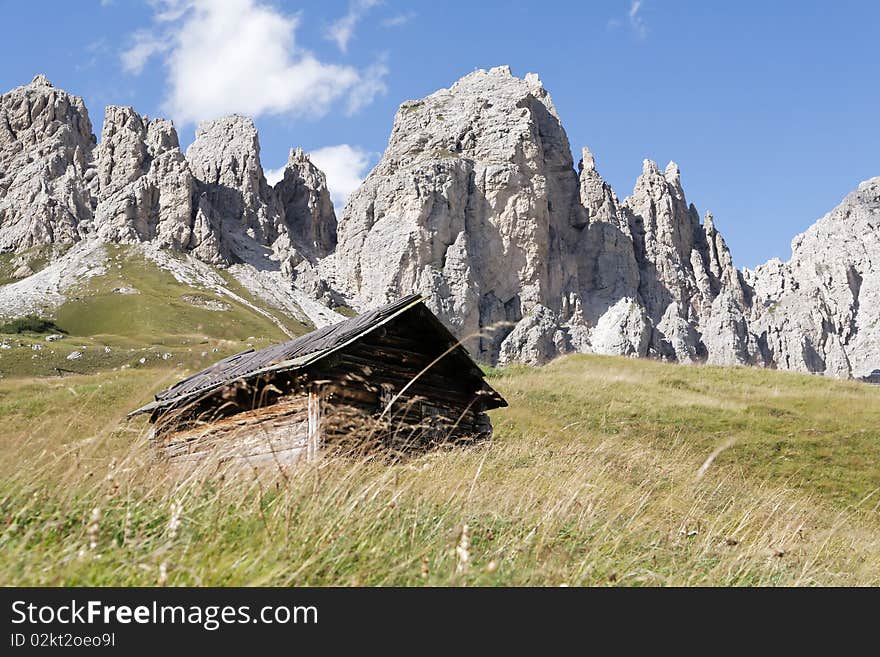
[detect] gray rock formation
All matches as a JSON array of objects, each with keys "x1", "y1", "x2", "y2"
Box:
[
  {"x1": 0, "y1": 75, "x2": 96, "y2": 250},
  {"x1": 589, "y1": 297, "x2": 651, "y2": 357},
  {"x1": 185, "y1": 115, "x2": 286, "y2": 264},
  {"x1": 332, "y1": 66, "x2": 761, "y2": 367},
  {"x1": 274, "y1": 148, "x2": 337, "y2": 259},
  {"x1": 0, "y1": 77, "x2": 338, "y2": 273},
  {"x1": 498, "y1": 304, "x2": 571, "y2": 366},
  {"x1": 0, "y1": 71, "x2": 877, "y2": 378},
  {"x1": 184, "y1": 116, "x2": 338, "y2": 268},
  {"x1": 570, "y1": 147, "x2": 644, "y2": 356},
  {"x1": 620, "y1": 160, "x2": 759, "y2": 365},
  {"x1": 334, "y1": 66, "x2": 581, "y2": 360},
  {"x1": 746, "y1": 177, "x2": 880, "y2": 378},
  {"x1": 94, "y1": 106, "x2": 195, "y2": 251}
]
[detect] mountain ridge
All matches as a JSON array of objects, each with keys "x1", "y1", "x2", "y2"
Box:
[{"x1": 1, "y1": 69, "x2": 877, "y2": 378}]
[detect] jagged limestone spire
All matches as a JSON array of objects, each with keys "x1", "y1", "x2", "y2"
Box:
[
  {"x1": 580, "y1": 146, "x2": 596, "y2": 172},
  {"x1": 30, "y1": 74, "x2": 52, "y2": 87},
  {"x1": 642, "y1": 158, "x2": 660, "y2": 175}
]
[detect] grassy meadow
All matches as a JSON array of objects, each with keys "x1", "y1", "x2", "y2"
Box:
[
  {"x1": 0, "y1": 245, "x2": 305, "y2": 378},
  {"x1": 1, "y1": 354, "x2": 878, "y2": 586}
]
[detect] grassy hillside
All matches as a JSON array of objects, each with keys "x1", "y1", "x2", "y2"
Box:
[
  {"x1": 0, "y1": 244, "x2": 70, "y2": 286},
  {"x1": 55, "y1": 245, "x2": 302, "y2": 342},
  {"x1": 1, "y1": 355, "x2": 877, "y2": 586},
  {"x1": 0, "y1": 245, "x2": 310, "y2": 378}
]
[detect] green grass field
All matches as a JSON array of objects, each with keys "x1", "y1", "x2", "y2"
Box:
[
  {"x1": 0, "y1": 244, "x2": 70, "y2": 286},
  {"x1": 1, "y1": 355, "x2": 877, "y2": 586},
  {"x1": 0, "y1": 246, "x2": 308, "y2": 378},
  {"x1": 55, "y1": 245, "x2": 302, "y2": 342}
]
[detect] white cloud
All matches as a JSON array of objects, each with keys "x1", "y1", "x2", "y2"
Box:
[
  {"x1": 346, "y1": 53, "x2": 388, "y2": 115},
  {"x1": 326, "y1": 0, "x2": 382, "y2": 53},
  {"x1": 120, "y1": 30, "x2": 170, "y2": 74},
  {"x1": 607, "y1": 1, "x2": 647, "y2": 39},
  {"x1": 628, "y1": 1, "x2": 647, "y2": 39},
  {"x1": 309, "y1": 145, "x2": 372, "y2": 211},
  {"x1": 381, "y1": 12, "x2": 415, "y2": 28},
  {"x1": 149, "y1": 0, "x2": 190, "y2": 22},
  {"x1": 123, "y1": 0, "x2": 387, "y2": 126},
  {"x1": 264, "y1": 165, "x2": 286, "y2": 187}
]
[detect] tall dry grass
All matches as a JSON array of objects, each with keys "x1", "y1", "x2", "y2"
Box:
[
  {"x1": 1, "y1": 375, "x2": 878, "y2": 585},
  {"x1": 1, "y1": 353, "x2": 879, "y2": 585}
]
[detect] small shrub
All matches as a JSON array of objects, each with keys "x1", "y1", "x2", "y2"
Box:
[{"x1": 0, "y1": 315, "x2": 66, "y2": 334}]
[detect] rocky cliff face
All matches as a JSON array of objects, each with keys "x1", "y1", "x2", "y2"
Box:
[
  {"x1": 0, "y1": 70, "x2": 877, "y2": 377},
  {"x1": 275, "y1": 147, "x2": 337, "y2": 259},
  {"x1": 333, "y1": 66, "x2": 580, "y2": 359},
  {"x1": 186, "y1": 115, "x2": 284, "y2": 264},
  {"x1": 331, "y1": 66, "x2": 763, "y2": 367},
  {"x1": 0, "y1": 75, "x2": 96, "y2": 251},
  {"x1": 0, "y1": 77, "x2": 338, "y2": 271},
  {"x1": 183, "y1": 115, "x2": 338, "y2": 269},
  {"x1": 619, "y1": 159, "x2": 759, "y2": 366},
  {"x1": 0, "y1": 75, "x2": 340, "y2": 329},
  {"x1": 746, "y1": 177, "x2": 880, "y2": 378},
  {"x1": 94, "y1": 106, "x2": 195, "y2": 252}
]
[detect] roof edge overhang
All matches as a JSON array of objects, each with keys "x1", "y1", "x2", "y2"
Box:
[
  {"x1": 129, "y1": 295, "x2": 508, "y2": 417},
  {"x1": 129, "y1": 295, "x2": 433, "y2": 417}
]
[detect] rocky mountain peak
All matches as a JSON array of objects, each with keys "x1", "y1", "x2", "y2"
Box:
[
  {"x1": 0, "y1": 73, "x2": 96, "y2": 250},
  {"x1": 187, "y1": 115, "x2": 264, "y2": 195},
  {"x1": 274, "y1": 147, "x2": 337, "y2": 259},
  {"x1": 30, "y1": 73, "x2": 52, "y2": 87},
  {"x1": 329, "y1": 66, "x2": 775, "y2": 366},
  {"x1": 146, "y1": 118, "x2": 180, "y2": 154},
  {"x1": 579, "y1": 146, "x2": 597, "y2": 173},
  {"x1": 641, "y1": 159, "x2": 660, "y2": 176},
  {"x1": 576, "y1": 145, "x2": 624, "y2": 230},
  {"x1": 747, "y1": 175, "x2": 880, "y2": 378},
  {"x1": 186, "y1": 114, "x2": 286, "y2": 260},
  {"x1": 664, "y1": 161, "x2": 681, "y2": 186},
  {"x1": 0, "y1": 75, "x2": 342, "y2": 275},
  {"x1": 0, "y1": 71, "x2": 877, "y2": 378},
  {"x1": 334, "y1": 66, "x2": 580, "y2": 360},
  {"x1": 703, "y1": 210, "x2": 716, "y2": 232},
  {"x1": 93, "y1": 104, "x2": 195, "y2": 250}
]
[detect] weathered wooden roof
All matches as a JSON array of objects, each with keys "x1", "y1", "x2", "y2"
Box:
[{"x1": 131, "y1": 295, "x2": 506, "y2": 416}]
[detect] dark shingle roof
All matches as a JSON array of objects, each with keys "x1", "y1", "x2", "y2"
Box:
[{"x1": 131, "y1": 295, "x2": 505, "y2": 416}]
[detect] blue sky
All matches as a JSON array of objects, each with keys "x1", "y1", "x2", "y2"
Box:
[{"x1": 1, "y1": 0, "x2": 877, "y2": 268}]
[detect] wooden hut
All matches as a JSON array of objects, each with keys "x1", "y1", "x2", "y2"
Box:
[{"x1": 131, "y1": 295, "x2": 507, "y2": 464}]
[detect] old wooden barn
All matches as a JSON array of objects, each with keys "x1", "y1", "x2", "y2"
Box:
[{"x1": 131, "y1": 295, "x2": 507, "y2": 464}]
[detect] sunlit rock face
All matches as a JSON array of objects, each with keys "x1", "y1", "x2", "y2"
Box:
[
  {"x1": 94, "y1": 106, "x2": 195, "y2": 252},
  {"x1": 274, "y1": 147, "x2": 337, "y2": 259},
  {"x1": 1, "y1": 71, "x2": 878, "y2": 376},
  {"x1": 332, "y1": 67, "x2": 761, "y2": 366},
  {"x1": 0, "y1": 75, "x2": 96, "y2": 250},
  {"x1": 333, "y1": 66, "x2": 583, "y2": 361},
  {"x1": 746, "y1": 177, "x2": 880, "y2": 378}
]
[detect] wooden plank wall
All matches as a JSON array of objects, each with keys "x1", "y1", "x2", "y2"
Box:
[
  {"x1": 307, "y1": 389, "x2": 322, "y2": 461},
  {"x1": 154, "y1": 395, "x2": 310, "y2": 464}
]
